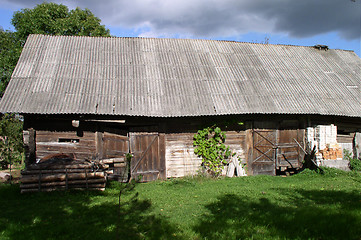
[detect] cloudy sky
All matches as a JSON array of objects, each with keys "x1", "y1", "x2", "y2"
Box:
[{"x1": 0, "y1": 0, "x2": 360, "y2": 56}]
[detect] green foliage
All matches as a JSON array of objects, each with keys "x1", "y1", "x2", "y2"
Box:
[
  {"x1": 193, "y1": 125, "x2": 232, "y2": 177},
  {"x1": 344, "y1": 149, "x2": 361, "y2": 171},
  {"x1": 0, "y1": 29, "x2": 22, "y2": 95},
  {"x1": 0, "y1": 114, "x2": 23, "y2": 169},
  {"x1": 349, "y1": 158, "x2": 361, "y2": 171},
  {"x1": 12, "y1": 2, "x2": 110, "y2": 42}
]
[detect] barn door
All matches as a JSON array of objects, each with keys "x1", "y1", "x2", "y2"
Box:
[
  {"x1": 276, "y1": 129, "x2": 305, "y2": 170},
  {"x1": 251, "y1": 129, "x2": 277, "y2": 175},
  {"x1": 130, "y1": 128, "x2": 166, "y2": 182},
  {"x1": 250, "y1": 128, "x2": 305, "y2": 175}
]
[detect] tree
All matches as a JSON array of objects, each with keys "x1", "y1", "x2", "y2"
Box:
[
  {"x1": 0, "y1": 3, "x2": 110, "y2": 95},
  {"x1": 0, "y1": 29, "x2": 22, "y2": 95},
  {"x1": 12, "y1": 2, "x2": 110, "y2": 43}
]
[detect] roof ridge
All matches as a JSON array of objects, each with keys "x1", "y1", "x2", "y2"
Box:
[{"x1": 27, "y1": 34, "x2": 355, "y2": 53}]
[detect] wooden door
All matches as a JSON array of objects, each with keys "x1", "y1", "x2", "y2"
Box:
[
  {"x1": 102, "y1": 128, "x2": 130, "y2": 179},
  {"x1": 102, "y1": 128, "x2": 129, "y2": 159},
  {"x1": 130, "y1": 129, "x2": 166, "y2": 182},
  {"x1": 250, "y1": 128, "x2": 305, "y2": 175},
  {"x1": 251, "y1": 129, "x2": 277, "y2": 175},
  {"x1": 276, "y1": 129, "x2": 305, "y2": 170}
]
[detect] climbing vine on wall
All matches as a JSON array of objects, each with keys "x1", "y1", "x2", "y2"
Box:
[{"x1": 193, "y1": 125, "x2": 232, "y2": 177}]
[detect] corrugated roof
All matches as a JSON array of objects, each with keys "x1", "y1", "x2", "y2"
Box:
[{"x1": 1, "y1": 34, "x2": 361, "y2": 117}]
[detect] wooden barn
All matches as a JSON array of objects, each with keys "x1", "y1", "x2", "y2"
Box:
[{"x1": 0, "y1": 34, "x2": 360, "y2": 181}]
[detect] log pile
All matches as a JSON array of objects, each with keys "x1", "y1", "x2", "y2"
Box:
[
  {"x1": 20, "y1": 154, "x2": 106, "y2": 193},
  {"x1": 100, "y1": 157, "x2": 129, "y2": 182}
]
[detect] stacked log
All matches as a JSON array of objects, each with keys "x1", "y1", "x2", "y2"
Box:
[
  {"x1": 20, "y1": 156, "x2": 106, "y2": 193},
  {"x1": 100, "y1": 157, "x2": 129, "y2": 182}
]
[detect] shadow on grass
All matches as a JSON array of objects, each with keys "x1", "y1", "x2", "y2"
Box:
[
  {"x1": 0, "y1": 184, "x2": 181, "y2": 240},
  {"x1": 194, "y1": 189, "x2": 361, "y2": 240}
]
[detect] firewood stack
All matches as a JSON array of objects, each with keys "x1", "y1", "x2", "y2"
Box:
[
  {"x1": 100, "y1": 157, "x2": 129, "y2": 182},
  {"x1": 20, "y1": 154, "x2": 107, "y2": 193}
]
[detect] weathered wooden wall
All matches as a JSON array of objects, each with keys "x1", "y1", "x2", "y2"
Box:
[
  {"x1": 165, "y1": 133, "x2": 201, "y2": 178},
  {"x1": 35, "y1": 130, "x2": 97, "y2": 161},
  {"x1": 23, "y1": 114, "x2": 361, "y2": 179},
  {"x1": 23, "y1": 115, "x2": 167, "y2": 181}
]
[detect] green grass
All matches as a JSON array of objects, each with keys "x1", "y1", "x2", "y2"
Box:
[{"x1": 1, "y1": 169, "x2": 361, "y2": 240}]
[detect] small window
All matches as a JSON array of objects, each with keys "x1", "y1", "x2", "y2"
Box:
[{"x1": 58, "y1": 138, "x2": 79, "y2": 143}]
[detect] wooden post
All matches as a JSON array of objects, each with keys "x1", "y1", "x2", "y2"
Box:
[
  {"x1": 38, "y1": 170, "x2": 42, "y2": 191},
  {"x1": 158, "y1": 123, "x2": 166, "y2": 180},
  {"x1": 29, "y1": 129, "x2": 36, "y2": 165},
  {"x1": 245, "y1": 122, "x2": 253, "y2": 175},
  {"x1": 95, "y1": 131, "x2": 104, "y2": 160},
  {"x1": 65, "y1": 168, "x2": 68, "y2": 190},
  {"x1": 85, "y1": 168, "x2": 88, "y2": 190},
  {"x1": 158, "y1": 133, "x2": 166, "y2": 179},
  {"x1": 23, "y1": 128, "x2": 36, "y2": 167}
]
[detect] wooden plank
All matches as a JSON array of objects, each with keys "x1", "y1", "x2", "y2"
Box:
[
  {"x1": 337, "y1": 133, "x2": 354, "y2": 143},
  {"x1": 158, "y1": 133, "x2": 166, "y2": 179},
  {"x1": 36, "y1": 143, "x2": 96, "y2": 151},
  {"x1": 36, "y1": 131, "x2": 95, "y2": 142},
  {"x1": 36, "y1": 152, "x2": 96, "y2": 161}
]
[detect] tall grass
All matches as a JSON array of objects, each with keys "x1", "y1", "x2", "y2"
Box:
[{"x1": 0, "y1": 169, "x2": 360, "y2": 239}]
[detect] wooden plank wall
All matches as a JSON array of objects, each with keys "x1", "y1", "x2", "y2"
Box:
[
  {"x1": 165, "y1": 131, "x2": 247, "y2": 178},
  {"x1": 165, "y1": 133, "x2": 201, "y2": 178},
  {"x1": 337, "y1": 133, "x2": 354, "y2": 159},
  {"x1": 225, "y1": 131, "x2": 247, "y2": 164},
  {"x1": 35, "y1": 131, "x2": 97, "y2": 161}
]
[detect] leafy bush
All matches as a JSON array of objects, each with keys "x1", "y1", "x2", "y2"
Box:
[
  {"x1": 0, "y1": 114, "x2": 23, "y2": 169},
  {"x1": 344, "y1": 149, "x2": 361, "y2": 172},
  {"x1": 349, "y1": 158, "x2": 361, "y2": 171},
  {"x1": 193, "y1": 125, "x2": 232, "y2": 177}
]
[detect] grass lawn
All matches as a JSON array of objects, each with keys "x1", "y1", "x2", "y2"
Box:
[{"x1": 0, "y1": 169, "x2": 360, "y2": 240}]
